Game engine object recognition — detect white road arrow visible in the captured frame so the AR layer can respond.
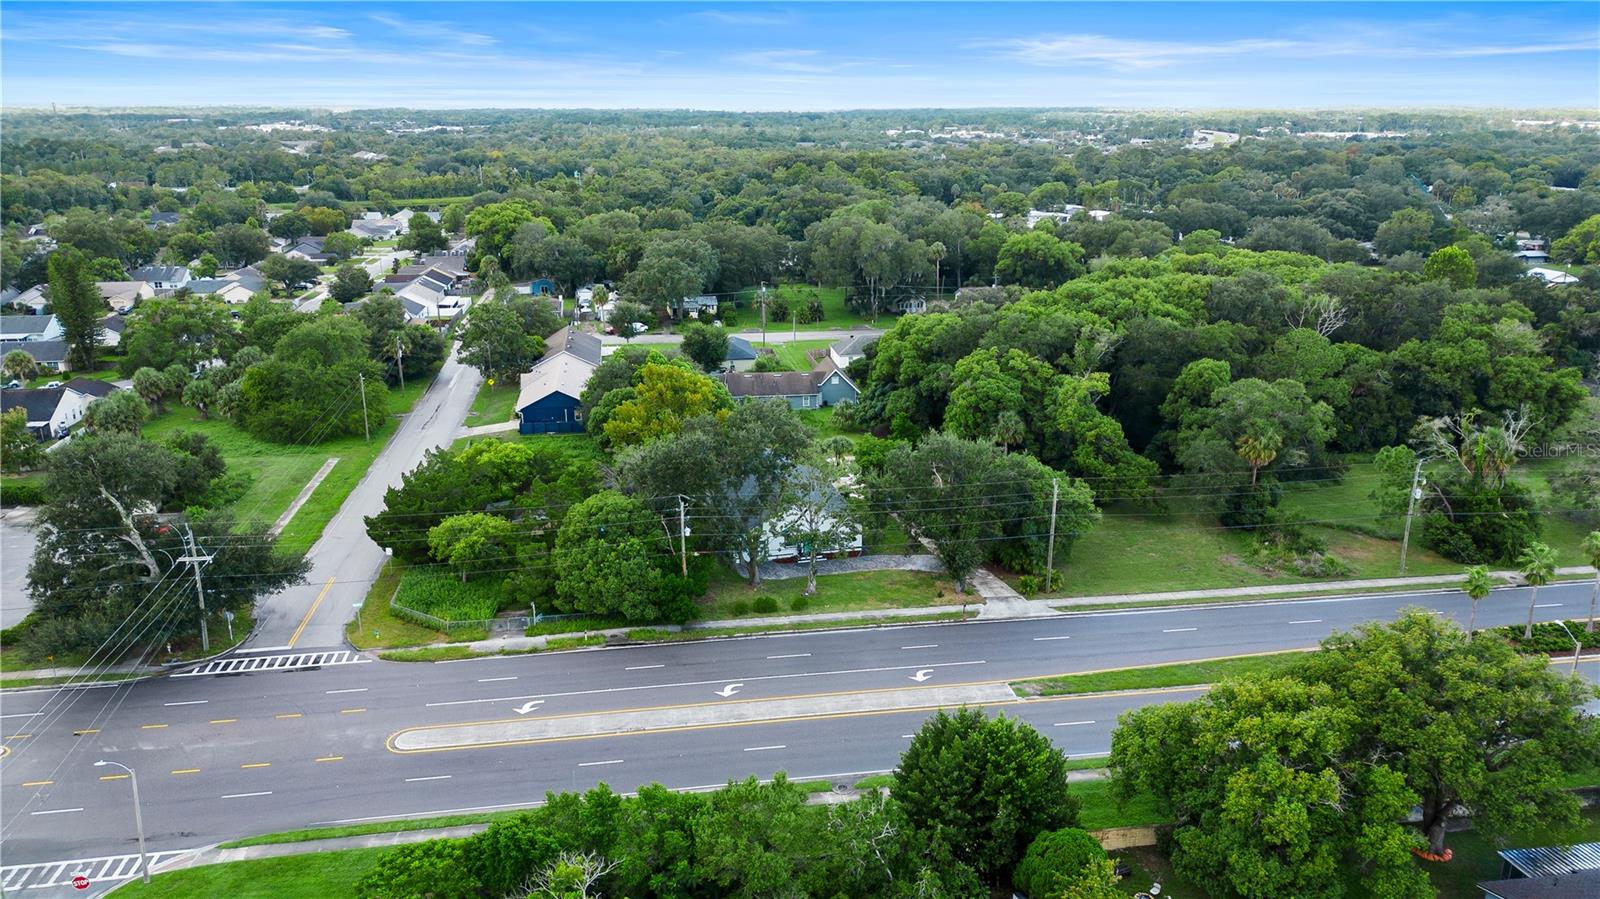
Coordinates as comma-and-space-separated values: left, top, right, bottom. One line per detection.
513, 701, 545, 715
909, 669, 934, 683
715, 683, 744, 697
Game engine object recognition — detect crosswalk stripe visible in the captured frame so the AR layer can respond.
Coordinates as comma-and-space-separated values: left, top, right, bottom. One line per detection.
170, 650, 370, 678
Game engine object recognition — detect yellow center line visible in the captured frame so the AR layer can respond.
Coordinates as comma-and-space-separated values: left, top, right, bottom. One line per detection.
315, 756, 344, 762
141, 724, 168, 729
22, 779, 54, 787
340, 708, 367, 714
240, 762, 271, 769
275, 713, 303, 719
99, 774, 129, 781
288, 576, 337, 648
209, 719, 238, 725
73, 729, 100, 736
7, 733, 32, 740
171, 768, 200, 775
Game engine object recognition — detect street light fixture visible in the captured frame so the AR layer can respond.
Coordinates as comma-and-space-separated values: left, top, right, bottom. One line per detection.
93, 760, 150, 883
1554, 620, 1583, 675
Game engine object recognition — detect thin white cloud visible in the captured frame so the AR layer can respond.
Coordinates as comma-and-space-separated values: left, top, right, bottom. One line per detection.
726, 48, 876, 74
369, 12, 497, 46
696, 9, 798, 27
972, 34, 1302, 70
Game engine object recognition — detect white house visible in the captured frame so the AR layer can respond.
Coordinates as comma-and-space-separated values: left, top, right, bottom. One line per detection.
96, 281, 157, 313
1526, 267, 1580, 286
129, 265, 191, 292
828, 333, 879, 369
0, 380, 114, 439
742, 467, 863, 564
0, 314, 63, 343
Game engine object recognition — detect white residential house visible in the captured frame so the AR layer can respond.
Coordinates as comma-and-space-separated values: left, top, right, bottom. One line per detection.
681, 295, 719, 317
740, 467, 864, 564
828, 333, 879, 369
96, 281, 157, 313
128, 265, 191, 292
0, 314, 64, 343
1526, 267, 1580, 286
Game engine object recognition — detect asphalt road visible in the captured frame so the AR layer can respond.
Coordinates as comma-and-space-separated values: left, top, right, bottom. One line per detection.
241, 344, 481, 650
3, 579, 1597, 884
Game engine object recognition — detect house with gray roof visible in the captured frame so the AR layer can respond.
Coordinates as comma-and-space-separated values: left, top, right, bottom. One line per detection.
725, 334, 760, 370
719, 362, 859, 411
129, 265, 191, 292
96, 281, 156, 313
542, 326, 604, 367
828, 332, 879, 369
11, 285, 50, 315
0, 339, 69, 373
0, 314, 63, 343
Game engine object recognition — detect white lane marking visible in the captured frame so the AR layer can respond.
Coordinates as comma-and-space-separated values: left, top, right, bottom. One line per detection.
901, 734, 915, 738
625, 664, 665, 671
1066, 752, 1110, 759
1053, 720, 1096, 727
425, 660, 989, 707
578, 759, 623, 767
163, 700, 209, 706
234, 645, 292, 653
0, 712, 42, 719
29, 808, 83, 816
900, 644, 938, 650
1032, 636, 1071, 642
404, 775, 452, 783
1162, 627, 1198, 633
221, 791, 273, 799
477, 676, 518, 683
1289, 619, 1323, 624
325, 687, 368, 694
1534, 603, 1563, 608
766, 653, 811, 659
743, 745, 786, 752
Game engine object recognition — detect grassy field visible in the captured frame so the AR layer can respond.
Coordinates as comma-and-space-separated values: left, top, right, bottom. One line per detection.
113, 846, 389, 899
732, 283, 899, 332
346, 561, 447, 650
466, 379, 520, 427
1010, 651, 1310, 697
141, 377, 431, 554
793, 406, 855, 441
770, 338, 833, 371
698, 565, 956, 619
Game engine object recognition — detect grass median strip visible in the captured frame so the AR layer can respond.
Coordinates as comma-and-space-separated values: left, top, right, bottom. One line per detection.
1009, 651, 1312, 698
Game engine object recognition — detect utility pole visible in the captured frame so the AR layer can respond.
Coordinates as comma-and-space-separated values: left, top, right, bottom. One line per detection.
395, 333, 405, 391
791, 307, 797, 340
759, 282, 768, 347
677, 495, 689, 576
1398, 456, 1427, 575
1044, 478, 1059, 593
358, 371, 370, 442
178, 525, 214, 652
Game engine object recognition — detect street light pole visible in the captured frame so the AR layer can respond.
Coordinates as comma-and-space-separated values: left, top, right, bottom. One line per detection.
94, 760, 149, 883
1555, 620, 1583, 674
178, 525, 213, 653
1398, 456, 1429, 575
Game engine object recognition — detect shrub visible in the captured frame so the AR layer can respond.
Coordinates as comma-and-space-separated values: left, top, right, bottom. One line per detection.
466, 815, 560, 897
731, 600, 751, 617
752, 595, 779, 614
0, 476, 45, 507
1016, 575, 1041, 596
790, 595, 810, 612
1014, 827, 1112, 898
393, 569, 507, 623
356, 839, 480, 899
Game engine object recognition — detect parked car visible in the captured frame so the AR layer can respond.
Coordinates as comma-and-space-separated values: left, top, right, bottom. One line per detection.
44, 380, 62, 388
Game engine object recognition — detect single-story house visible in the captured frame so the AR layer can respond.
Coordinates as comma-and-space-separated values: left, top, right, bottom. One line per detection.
186, 279, 257, 305
516, 352, 596, 434
828, 333, 878, 369
101, 314, 126, 348
681, 294, 718, 317
752, 467, 864, 563
0, 339, 69, 373
528, 278, 556, 296
349, 218, 402, 241
65, 377, 118, 404
223, 265, 269, 294
0, 314, 63, 343
719, 362, 859, 411
96, 281, 156, 313
891, 294, 927, 315
396, 270, 471, 321
444, 236, 476, 257
11, 285, 50, 315
1, 387, 71, 438
285, 238, 333, 264
1514, 249, 1553, 264
148, 211, 181, 229
725, 335, 760, 371
129, 265, 191, 292
1526, 267, 1580, 286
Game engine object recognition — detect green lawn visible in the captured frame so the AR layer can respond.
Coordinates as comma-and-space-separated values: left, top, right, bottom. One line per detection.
24, 366, 121, 388
698, 565, 956, 619
732, 283, 900, 332
141, 376, 432, 554
771, 339, 832, 371
1011, 651, 1309, 697
793, 406, 855, 441
113, 846, 388, 899
466, 378, 520, 426
347, 560, 448, 650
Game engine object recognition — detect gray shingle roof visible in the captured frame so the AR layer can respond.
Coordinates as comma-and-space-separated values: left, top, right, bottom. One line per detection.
0, 314, 57, 337
130, 265, 189, 282
830, 333, 879, 358
0, 386, 65, 422
65, 377, 117, 398
0, 339, 66, 365
516, 352, 594, 413
726, 335, 758, 361
544, 326, 604, 367
720, 370, 821, 398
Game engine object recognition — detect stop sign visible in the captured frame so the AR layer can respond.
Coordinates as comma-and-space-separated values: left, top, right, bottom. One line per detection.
71, 874, 89, 890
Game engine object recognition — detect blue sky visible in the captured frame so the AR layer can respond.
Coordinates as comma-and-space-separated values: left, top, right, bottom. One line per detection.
1, 2, 1595, 110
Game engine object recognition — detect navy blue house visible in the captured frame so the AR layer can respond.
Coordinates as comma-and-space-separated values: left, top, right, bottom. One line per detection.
516, 327, 602, 434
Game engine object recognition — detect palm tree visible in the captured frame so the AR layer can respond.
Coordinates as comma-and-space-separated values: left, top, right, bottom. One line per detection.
1583, 530, 1600, 633
1235, 430, 1282, 486
1516, 541, 1557, 639
1462, 564, 1493, 638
